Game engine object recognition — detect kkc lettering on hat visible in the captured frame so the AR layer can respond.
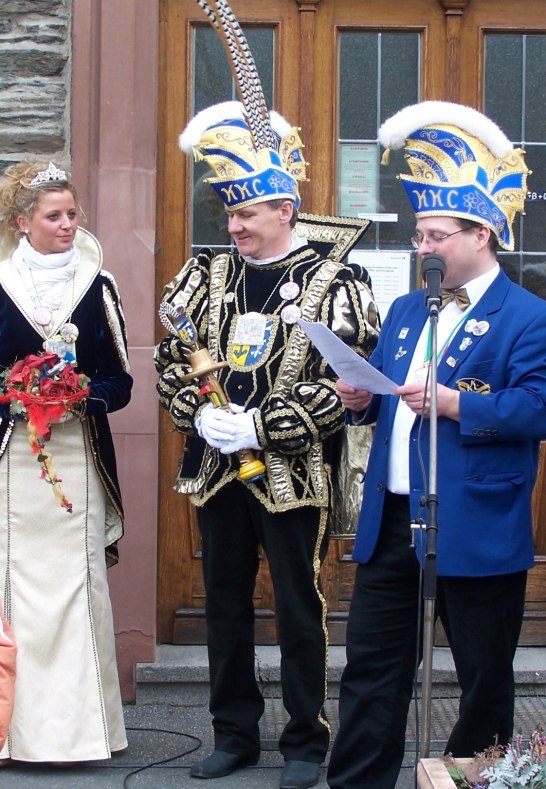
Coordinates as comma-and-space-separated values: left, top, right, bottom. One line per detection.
412, 188, 459, 211
220, 182, 253, 203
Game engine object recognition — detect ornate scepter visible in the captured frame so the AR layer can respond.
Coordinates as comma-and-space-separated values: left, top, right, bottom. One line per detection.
159, 301, 266, 484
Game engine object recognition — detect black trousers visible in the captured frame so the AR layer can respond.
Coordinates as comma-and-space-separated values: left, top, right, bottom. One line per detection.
197, 480, 330, 763
327, 491, 527, 789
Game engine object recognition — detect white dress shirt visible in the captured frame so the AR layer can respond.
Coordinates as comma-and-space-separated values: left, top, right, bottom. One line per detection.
387, 264, 500, 494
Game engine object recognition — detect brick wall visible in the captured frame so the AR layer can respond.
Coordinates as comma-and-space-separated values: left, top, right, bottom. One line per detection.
0, 0, 71, 173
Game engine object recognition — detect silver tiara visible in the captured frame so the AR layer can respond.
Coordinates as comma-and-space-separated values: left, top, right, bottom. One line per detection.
29, 162, 67, 187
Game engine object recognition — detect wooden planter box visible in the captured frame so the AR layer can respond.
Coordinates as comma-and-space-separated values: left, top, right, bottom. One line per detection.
417, 758, 474, 788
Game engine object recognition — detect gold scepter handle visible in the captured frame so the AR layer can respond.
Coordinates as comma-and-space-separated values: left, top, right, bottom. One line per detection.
159, 303, 266, 484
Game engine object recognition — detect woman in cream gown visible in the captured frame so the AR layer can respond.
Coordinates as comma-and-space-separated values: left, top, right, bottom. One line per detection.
0, 161, 132, 763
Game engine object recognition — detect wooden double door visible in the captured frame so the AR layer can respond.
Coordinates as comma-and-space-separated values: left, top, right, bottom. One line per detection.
156, 0, 546, 645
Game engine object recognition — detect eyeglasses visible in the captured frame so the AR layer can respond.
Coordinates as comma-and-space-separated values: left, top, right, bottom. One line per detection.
410, 226, 475, 249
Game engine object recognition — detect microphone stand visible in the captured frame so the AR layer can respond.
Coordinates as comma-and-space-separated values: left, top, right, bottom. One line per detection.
421, 285, 440, 759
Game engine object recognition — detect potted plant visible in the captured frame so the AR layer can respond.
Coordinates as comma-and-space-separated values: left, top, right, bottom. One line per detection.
418, 728, 546, 788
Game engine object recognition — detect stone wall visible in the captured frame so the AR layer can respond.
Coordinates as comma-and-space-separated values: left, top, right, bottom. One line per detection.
0, 0, 71, 173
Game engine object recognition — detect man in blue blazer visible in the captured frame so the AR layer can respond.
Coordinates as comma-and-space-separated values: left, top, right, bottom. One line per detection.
328, 102, 546, 789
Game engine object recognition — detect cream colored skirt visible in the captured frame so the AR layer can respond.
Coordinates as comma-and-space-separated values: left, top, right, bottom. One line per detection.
0, 418, 127, 762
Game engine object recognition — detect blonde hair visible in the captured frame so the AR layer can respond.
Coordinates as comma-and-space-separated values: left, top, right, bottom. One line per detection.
0, 161, 77, 245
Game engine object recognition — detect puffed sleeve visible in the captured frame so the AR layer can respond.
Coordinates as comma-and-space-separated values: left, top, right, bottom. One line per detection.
154, 250, 212, 434
254, 263, 380, 455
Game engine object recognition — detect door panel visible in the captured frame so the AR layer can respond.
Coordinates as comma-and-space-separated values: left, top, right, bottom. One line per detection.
157, 0, 546, 646
156, 0, 303, 644
309, 0, 446, 215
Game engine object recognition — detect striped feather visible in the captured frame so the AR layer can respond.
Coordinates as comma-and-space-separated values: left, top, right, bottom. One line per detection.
195, 0, 276, 150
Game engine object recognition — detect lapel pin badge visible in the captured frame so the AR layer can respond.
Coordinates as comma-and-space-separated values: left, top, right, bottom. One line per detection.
472, 320, 490, 336
394, 346, 407, 360
280, 304, 302, 324
279, 281, 300, 301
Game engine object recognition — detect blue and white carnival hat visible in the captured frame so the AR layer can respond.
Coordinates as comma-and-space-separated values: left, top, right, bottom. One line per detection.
378, 101, 529, 250
179, 101, 307, 211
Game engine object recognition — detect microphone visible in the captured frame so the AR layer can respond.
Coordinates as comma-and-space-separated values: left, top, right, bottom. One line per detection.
421, 254, 446, 314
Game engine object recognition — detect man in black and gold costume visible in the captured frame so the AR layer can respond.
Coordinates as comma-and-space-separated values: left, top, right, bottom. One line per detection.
155, 100, 379, 789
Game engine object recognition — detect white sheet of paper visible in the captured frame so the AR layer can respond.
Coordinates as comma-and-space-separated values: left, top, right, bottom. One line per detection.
297, 319, 397, 395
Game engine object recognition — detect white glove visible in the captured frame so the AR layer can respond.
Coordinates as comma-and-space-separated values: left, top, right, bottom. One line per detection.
196, 403, 238, 448
218, 405, 261, 455
195, 402, 261, 453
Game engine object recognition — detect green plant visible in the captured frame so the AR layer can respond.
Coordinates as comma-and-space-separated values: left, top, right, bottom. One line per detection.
445, 728, 546, 788
481, 728, 546, 788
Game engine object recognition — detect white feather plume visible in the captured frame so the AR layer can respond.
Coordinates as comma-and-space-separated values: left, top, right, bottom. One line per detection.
378, 101, 513, 158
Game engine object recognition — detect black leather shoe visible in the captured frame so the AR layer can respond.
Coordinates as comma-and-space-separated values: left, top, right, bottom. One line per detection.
190, 749, 259, 779
280, 760, 321, 789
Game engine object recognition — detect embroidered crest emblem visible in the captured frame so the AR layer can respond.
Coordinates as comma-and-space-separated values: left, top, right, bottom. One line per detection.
456, 378, 491, 394
231, 318, 274, 368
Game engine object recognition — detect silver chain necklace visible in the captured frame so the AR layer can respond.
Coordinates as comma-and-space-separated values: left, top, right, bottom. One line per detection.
241, 262, 293, 315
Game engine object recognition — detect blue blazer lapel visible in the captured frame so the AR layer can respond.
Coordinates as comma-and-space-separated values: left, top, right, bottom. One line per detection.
387, 296, 428, 381
437, 270, 510, 385
386, 297, 428, 425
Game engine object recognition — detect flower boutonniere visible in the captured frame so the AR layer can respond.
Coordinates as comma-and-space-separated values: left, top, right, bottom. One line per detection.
0, 351, 90, 512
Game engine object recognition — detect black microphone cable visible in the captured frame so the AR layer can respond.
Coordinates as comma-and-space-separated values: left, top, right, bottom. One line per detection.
122, 727, 202, 787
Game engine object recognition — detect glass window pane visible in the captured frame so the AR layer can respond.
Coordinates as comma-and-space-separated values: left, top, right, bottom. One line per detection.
525, 37, 546, 142
484, 35, 523, 142
192, 161, 231, 247
191, 25, 274, 251
498, 254, 521, 286
194, 27, 234, 111
521, 144, 546, 253
378, 148, 416, 250
338, 30, 420, 251
522, 255, 546, 299
379, 33, 419, 125
245, 28, 274, 108
194, 26, 274, 113
485, 33, 546, 298
339, 32, 378, 140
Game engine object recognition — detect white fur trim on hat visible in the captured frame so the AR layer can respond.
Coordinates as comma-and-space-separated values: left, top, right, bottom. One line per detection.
269, 110, 293, 139
178, 101, 245, 152
378, 101, 513, 158
179, 102, 296, 153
